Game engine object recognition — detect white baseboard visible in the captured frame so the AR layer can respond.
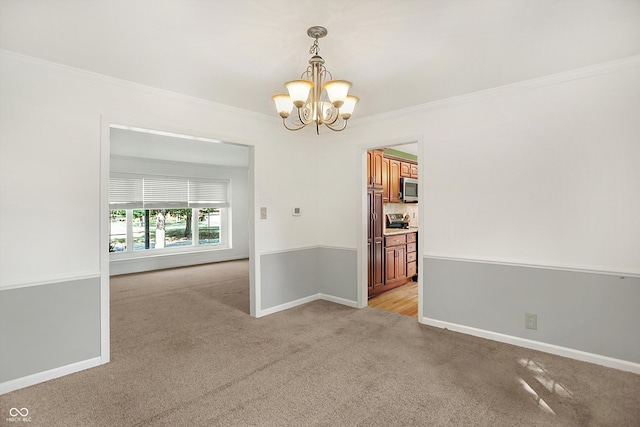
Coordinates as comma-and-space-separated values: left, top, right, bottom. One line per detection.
0, 356, 104, 395
257, 294, 320, 317
317, 294, 359, 308
420, 316, 640, 375
257, 293, 359, 317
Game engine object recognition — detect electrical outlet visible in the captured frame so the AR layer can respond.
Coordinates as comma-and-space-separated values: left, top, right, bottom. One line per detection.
525, 313, 537, 330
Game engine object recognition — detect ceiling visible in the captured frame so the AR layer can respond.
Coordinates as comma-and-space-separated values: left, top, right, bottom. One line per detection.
1, 0, 639, 120
110, 127, 250, 167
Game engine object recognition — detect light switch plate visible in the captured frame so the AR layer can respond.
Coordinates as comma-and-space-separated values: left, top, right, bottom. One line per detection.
260, 207, 267, 219
292, 207, 301, 216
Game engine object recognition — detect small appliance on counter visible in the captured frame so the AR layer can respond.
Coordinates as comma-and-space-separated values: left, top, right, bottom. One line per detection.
386, 213, 410, 229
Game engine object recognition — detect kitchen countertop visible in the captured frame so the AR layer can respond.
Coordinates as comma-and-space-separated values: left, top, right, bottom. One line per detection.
384, 227, 419, 236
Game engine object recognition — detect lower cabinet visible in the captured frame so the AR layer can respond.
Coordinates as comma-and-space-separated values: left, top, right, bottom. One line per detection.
369, 231, 417, 298
406, 251, 417, 277
384, 235, 407, 286
406, 232, 417, 279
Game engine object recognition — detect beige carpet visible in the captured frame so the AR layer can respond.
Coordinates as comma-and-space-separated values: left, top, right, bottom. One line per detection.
1, 259, 639, 426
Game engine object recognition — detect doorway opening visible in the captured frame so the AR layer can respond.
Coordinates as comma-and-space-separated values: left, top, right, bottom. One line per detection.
365, 142, 420, 318
107, 125, 250, 276
101, 122, 256, 362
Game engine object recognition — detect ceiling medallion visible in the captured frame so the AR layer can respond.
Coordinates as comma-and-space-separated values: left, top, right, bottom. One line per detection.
272, 26, 359, 134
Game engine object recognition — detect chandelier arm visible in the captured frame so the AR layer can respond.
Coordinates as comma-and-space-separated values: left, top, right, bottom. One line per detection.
324, 119, 348, 132
296, 106, 313, 126
321, 68, 332, 81
282, 117, 307, 131
323, 107, 341, 125
301, 66, 313, 80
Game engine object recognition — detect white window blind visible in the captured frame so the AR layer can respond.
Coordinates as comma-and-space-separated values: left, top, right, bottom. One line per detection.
143, 177, 188, 208
109, 175, 228, 208
189, 180, 229, 208
109, 176, 143, 209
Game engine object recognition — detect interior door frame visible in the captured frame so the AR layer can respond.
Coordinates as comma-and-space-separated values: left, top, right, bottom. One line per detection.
358, 135, 425, 320
100, 115, 258, 365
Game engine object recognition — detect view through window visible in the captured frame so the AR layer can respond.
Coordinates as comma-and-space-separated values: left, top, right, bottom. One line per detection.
109, 208, 222, 252
109, 174, 230, 254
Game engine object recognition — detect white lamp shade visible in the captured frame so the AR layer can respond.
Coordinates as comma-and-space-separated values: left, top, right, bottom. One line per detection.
340, 95, 359, 119
285, 80, 314, 108
323, 80, 352, 108
272, 94, 293, 118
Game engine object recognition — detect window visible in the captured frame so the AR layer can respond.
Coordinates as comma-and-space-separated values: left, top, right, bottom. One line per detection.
109, 175, 229, 254
109, 210, 127, 252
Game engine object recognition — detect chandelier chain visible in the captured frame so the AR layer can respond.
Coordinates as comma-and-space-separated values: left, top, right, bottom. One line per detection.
309, 37, 320, 55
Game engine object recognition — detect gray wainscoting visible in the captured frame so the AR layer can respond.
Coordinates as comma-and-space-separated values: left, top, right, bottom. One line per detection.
318, 247, 357, 302
0, 277, 101, 382
260, 248, 319, 310
423, 257, 640, 364
260, 247, 358, 312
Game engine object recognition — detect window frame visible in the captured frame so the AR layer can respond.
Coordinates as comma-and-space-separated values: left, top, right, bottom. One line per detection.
109, 172, 231, 259
109, 207, 229, 259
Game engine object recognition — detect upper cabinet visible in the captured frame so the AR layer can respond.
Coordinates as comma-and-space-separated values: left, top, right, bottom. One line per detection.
410, 163, 418, 179
382, 157, 390, 203
368, 150, 418, 200
367, 149, 384, 189
401, 161, 418, 179
400, 162, 411, 178
389, 159, 401, 203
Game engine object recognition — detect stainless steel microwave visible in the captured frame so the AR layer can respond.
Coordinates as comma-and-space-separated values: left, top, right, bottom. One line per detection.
401, 177, 418, 203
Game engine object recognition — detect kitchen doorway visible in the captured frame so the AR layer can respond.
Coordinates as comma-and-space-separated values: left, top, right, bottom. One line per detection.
364, 142, 421, 318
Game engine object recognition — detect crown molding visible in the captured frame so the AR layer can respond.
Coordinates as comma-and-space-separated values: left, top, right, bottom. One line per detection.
351, 54, 640, 127
4, 49, 639, 130
0, 49, 274, 123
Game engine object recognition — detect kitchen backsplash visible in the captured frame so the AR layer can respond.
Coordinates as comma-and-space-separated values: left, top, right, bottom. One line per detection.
384, 203, 419, 227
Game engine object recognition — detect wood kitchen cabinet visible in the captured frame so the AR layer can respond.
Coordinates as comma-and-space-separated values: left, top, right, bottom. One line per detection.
383, 156, 407, 204
367, 189, 384, 294
400, 161, 419, 179
400, 162, 411, 178
369, 231, 418, 297
367, 150, 384, 189
382, 155, 417, 203
384, 242, 406, 285
410, 163, 418, 178
406, 232, 417, 278
389, 159, 401, 203
382, 157, 390, 202
379, 153, 418, 203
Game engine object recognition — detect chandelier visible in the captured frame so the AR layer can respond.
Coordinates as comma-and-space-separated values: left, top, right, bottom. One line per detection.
272, 26, 359, 134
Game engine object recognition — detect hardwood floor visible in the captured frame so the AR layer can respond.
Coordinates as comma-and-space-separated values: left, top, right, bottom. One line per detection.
368, 281, 418, 317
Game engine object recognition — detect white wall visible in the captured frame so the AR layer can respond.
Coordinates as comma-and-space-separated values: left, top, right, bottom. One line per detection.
320, 57, 640, 276
0, 50, 323, 391
314, 57, 640, 369
0, 50, 320, 289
